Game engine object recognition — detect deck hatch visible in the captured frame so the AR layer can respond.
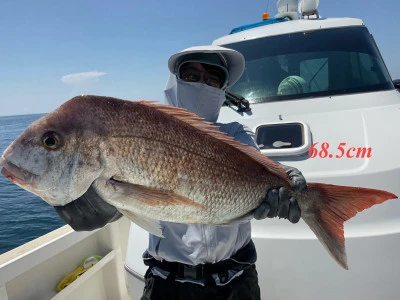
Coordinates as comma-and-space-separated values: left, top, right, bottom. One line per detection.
255, 122, 312, 157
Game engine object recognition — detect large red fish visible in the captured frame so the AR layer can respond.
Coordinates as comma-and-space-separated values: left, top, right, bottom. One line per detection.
0, 95, 397, 269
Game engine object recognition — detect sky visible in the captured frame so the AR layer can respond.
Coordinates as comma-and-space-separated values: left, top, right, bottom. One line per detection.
1, 0, 399, 116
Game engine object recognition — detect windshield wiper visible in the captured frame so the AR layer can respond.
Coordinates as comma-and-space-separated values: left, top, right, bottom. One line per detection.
225, 91, 251, 112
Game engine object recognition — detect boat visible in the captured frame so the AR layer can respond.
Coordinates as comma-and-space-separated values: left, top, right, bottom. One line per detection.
1, 1, 399, 299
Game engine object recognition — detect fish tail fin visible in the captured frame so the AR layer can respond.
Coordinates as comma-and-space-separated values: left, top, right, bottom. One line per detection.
302, 183, 397, 269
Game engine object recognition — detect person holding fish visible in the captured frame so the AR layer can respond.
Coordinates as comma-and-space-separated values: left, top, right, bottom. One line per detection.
1, 43, 396, 299
54, 45, 307, 299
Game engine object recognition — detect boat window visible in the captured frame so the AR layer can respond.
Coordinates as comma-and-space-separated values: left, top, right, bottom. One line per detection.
225, 26, 394, 103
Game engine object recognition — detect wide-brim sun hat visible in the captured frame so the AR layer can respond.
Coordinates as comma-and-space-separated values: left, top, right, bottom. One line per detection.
168, 45, 245, 88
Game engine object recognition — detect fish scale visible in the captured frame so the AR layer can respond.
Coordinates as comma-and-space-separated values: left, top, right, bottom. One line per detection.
130, 135, 265, 219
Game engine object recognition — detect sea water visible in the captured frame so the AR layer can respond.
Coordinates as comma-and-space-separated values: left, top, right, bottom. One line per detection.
0, 114, 64, 255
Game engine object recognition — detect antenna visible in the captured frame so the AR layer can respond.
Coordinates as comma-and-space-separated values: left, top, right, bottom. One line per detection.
298, 0, 320, 19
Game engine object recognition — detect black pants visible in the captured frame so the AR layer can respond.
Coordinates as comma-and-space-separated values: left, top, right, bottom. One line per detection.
140, 264, 261, 300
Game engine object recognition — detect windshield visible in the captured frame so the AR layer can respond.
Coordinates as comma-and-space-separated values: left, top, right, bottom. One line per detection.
225, 26, 394, 103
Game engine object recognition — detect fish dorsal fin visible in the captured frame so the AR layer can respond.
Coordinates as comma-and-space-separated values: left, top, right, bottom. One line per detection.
137, 101, 288, 180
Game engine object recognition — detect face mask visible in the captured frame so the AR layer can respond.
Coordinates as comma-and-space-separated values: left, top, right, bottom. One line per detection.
164, 76, 226, 123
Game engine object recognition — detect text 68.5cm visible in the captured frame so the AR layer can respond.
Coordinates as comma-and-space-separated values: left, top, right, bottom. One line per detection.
308, 142, 372, 159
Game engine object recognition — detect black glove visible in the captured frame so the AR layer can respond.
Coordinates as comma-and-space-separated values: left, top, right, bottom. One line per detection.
282, 164, 307, 192
54, 185, 122, 231
253, 164, 306, 223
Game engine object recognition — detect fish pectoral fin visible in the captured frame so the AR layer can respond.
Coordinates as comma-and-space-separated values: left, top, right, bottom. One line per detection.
109, 179, 205, 209
119, 209, 164, 238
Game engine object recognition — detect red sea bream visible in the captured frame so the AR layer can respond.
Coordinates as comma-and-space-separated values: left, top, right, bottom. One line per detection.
0, 95, 397, 269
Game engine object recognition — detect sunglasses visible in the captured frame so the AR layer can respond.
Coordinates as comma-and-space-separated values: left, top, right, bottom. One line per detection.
179, 64, 225, 88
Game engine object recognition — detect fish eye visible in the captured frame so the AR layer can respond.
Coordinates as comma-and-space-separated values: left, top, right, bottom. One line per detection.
42, 132, 62, 151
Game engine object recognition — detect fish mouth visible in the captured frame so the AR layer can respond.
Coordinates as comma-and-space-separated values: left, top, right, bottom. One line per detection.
0, 156, 38, 186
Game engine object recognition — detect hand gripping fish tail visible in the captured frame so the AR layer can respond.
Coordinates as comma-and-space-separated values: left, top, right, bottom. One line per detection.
299, 183, 397, 270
